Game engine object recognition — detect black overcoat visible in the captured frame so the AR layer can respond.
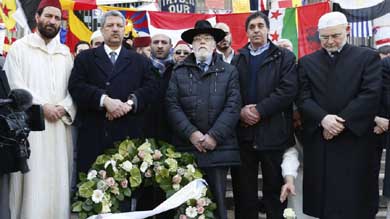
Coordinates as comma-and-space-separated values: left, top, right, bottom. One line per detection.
68, 46, 159, 173
165, 53, 241, 167
297, 44, 382, 219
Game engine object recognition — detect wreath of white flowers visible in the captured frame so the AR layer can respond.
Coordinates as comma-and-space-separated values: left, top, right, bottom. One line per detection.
72, 139, 216, 219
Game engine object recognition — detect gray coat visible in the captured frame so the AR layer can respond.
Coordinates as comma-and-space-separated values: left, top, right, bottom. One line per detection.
166, 53, 241, 167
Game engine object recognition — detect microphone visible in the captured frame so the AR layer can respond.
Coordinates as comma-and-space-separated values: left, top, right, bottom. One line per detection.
0, 89, 33, 112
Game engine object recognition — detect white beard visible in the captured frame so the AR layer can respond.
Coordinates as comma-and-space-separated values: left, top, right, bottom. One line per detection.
194, 48, 211, 62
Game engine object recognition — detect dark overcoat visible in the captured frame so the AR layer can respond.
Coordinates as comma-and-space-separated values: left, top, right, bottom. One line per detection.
165, 53, 241, 167
297, 44, 382, 219
68, 45, 158, 173
232, 42, 297, 151
381, 57, 390, 198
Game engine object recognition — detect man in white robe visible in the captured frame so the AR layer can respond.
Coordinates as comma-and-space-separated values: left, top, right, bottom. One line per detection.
3, 0, 75, 218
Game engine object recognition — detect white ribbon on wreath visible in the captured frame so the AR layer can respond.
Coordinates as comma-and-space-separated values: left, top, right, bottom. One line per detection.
87, 179, 208, 219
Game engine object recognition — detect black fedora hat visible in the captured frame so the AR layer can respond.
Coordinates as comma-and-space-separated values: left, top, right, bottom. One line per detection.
181, 20, 226, 44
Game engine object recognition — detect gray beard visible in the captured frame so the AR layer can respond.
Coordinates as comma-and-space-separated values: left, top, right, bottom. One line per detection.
194, 49, 212, 62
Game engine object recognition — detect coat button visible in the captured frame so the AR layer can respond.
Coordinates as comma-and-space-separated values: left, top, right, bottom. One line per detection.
106, 82, 110, 86
253, 145, 258, 150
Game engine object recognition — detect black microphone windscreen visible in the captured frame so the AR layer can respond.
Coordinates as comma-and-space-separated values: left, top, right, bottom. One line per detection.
8, 89, 33, 111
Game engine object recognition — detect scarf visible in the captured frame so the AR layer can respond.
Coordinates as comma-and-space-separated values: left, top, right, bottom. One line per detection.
150, 54, 174, 76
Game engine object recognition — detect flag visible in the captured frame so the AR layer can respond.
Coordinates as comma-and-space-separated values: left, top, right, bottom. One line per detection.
349, 21, 373, 38
147, 11, 215, 46
297, 2, 330, 58
250, 0, 268, 11
269, 8, 298, 56
216, 13, 250, 50
278, 0, 302, 8
333, 0, 390, 21
0, 0, 17, 30
232, 0, 250, 13
373, 13, 390, 48
269, 2, 330, 58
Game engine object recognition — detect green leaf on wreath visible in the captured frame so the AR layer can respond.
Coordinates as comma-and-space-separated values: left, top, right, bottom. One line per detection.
72, 201, 83, 212
114, 170, 126, 182
93, 202, 102, 213
209, 202, 217, 210
194, 169, 203, 179
118, 139, 136, 157
159, 178, 172, 191
205, 210, 215, 218
79, 212, 88, 219
79, 172, 87, 182
129, 168, 142, 188
116, 193, 125, 201
82, 201, 93, 211
180, 153, 195, 164
123, 187, 132, 197
79, 181, 95, 198
95, 154, 111, 166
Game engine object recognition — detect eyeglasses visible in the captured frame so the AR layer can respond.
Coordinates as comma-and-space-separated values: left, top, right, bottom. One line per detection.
193, 36, 214, 42
319, 33, 343, 41
175, 50, 190, 55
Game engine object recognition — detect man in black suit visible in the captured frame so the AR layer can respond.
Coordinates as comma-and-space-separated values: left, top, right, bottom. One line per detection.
0, 70, 11, 219
68, 10, 158, 174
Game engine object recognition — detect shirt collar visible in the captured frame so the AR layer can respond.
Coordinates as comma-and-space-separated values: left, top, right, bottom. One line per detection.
104, 44, 122, 57
326, 42, 346, 57
248, 42, 270, 56
216, 49, 235, 63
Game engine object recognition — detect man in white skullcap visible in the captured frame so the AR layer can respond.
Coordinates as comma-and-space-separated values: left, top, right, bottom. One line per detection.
90, 29, 104, 48
297, 11, 382, 219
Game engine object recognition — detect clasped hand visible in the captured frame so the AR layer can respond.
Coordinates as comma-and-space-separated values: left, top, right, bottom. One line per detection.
103, 96, 132, 121
374, 116, 389, 134
189, 131, 217, 153
240, 104, 260, 127
43, 104, 66, 122
321, 114, 345, 140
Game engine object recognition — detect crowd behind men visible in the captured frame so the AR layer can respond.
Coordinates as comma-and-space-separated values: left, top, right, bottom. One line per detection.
0, 0, 390, 219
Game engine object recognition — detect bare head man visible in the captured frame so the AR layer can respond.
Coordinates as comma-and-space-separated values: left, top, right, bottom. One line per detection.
151, 34, 172, 59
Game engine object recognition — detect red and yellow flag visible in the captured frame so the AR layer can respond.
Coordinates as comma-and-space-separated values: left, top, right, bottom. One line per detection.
0, 0, 16, 30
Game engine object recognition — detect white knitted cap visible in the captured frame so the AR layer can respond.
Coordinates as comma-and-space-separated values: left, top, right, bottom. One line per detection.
90, 29, 102, 42
318, 12, 348, 30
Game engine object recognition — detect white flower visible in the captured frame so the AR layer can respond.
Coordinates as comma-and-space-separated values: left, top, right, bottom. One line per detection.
101, 202, 111, 213
132, 156, 141, 163
87, 170, 97, 180
200, 187, 207, 197
104, 160, 118, 172
186, 164, 195, 173
96, 180, 107, 190
185, 206, 198, 218
172, 183, 180, 191
140, 161, 149, 173
198, 215, 205, 219
283, 208, 296, 219
165, 158, 178, 172
120, 161, 133, 172
91, 190, 104, 203
177, 168, 185, 176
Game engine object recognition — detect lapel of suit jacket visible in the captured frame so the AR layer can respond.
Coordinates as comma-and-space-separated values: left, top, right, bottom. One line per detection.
109, 48, 132, 81
94, 45, 113, 78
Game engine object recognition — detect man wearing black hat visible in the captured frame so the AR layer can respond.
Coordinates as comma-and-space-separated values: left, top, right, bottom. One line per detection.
166, 20, 241, 219
231, 11, 297, 219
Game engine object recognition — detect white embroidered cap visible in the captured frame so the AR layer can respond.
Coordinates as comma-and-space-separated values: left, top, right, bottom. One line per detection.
90, 29, 102, 42
318, 12, 348, 30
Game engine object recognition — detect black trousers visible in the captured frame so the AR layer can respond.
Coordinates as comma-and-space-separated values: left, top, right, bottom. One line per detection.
202, 167, 229, 219
233, 144, 286, 219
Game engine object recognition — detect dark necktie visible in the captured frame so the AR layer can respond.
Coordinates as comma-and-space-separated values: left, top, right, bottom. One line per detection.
199, 62, 207, 72
109, 51, 117, 64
